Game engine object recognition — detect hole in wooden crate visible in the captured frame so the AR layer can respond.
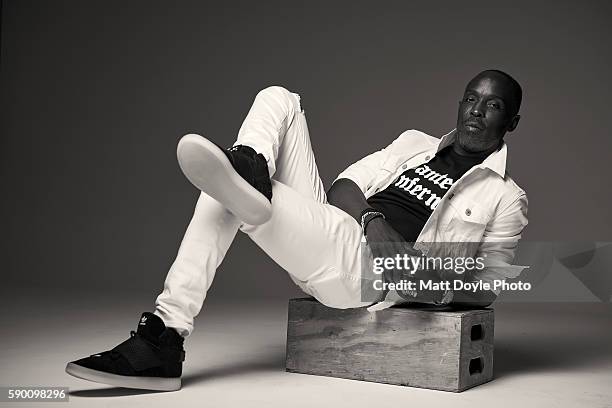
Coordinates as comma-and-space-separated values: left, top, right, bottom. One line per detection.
469, 357, 483, 375
471, 324, 483, 341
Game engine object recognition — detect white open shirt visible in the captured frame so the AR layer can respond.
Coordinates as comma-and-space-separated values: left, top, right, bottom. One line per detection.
333, 129, 529, 310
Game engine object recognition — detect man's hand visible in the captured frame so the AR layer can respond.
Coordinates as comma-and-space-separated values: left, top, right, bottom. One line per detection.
327, 178, 420, 269
363, 217, 448, 303
327, 179, 442, 303
363, 217, 420, 259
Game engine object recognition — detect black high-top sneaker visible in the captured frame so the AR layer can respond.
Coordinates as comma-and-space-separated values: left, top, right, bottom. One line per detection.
224, 144, 273, 202
65, 313, 185, 391
176, 133, 273, 225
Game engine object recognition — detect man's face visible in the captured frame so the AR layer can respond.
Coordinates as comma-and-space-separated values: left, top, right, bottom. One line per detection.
455, 73, 520, 154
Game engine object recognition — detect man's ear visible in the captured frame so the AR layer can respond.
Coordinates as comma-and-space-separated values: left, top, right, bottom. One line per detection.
507, 114, 520, 132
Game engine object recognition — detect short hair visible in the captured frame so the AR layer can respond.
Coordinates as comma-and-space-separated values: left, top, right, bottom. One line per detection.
474, 69, 522, 115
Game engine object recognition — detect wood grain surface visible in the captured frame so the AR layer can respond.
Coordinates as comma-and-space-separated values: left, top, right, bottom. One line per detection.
286, 298, 494, 392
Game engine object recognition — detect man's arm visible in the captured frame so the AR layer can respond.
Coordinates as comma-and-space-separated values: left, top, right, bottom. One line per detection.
327, 130, 418, 236
330, 144, 389, 199
388, 191, 528, 308
326, 178, 370, 222
448, 192, 529, 308
328, 178, 412, 244
328, 184, 527, 309
330, 129, 420, 198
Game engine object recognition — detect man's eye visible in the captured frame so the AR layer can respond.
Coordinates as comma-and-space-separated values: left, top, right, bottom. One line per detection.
488, 102, 501, 109
465, 96, 476, 102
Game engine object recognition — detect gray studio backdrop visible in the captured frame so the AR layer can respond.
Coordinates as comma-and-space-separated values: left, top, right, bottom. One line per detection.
1, 1, 611, 301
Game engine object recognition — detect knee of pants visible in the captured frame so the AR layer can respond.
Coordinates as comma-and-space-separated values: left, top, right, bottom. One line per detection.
256, 85, 300, 113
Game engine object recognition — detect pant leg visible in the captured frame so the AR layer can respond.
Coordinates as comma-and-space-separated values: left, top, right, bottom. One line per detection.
236, 86, 371, 308
154, 86, 325, 337
234, 86, 326, 203
155, 86, 369, 337
154, 193, 240, 337
241, 181, 371, 309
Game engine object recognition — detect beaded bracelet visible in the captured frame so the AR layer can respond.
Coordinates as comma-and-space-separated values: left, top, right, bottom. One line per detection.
360, 208, 386, 235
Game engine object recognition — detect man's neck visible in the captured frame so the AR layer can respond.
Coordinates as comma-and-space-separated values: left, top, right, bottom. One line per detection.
451, 139, 502, 158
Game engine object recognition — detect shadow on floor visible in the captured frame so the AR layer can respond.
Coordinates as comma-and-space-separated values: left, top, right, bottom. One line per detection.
69, 348, 286, 397
494, 333, 612, 379
182, 349, 286, 387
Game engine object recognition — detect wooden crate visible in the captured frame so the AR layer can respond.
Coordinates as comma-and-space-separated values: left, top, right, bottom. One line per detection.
285, 298, 494, 392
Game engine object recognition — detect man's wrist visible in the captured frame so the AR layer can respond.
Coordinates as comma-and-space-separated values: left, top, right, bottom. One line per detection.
360, 208, 385, 235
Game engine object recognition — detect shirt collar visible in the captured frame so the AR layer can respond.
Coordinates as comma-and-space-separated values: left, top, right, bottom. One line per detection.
436, 129, 507, 178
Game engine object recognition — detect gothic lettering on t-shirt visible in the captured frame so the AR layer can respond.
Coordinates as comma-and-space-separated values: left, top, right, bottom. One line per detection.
367, 145, 489, 242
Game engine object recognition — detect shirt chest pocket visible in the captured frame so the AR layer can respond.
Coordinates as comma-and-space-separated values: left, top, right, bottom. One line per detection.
444, 196, 491, 241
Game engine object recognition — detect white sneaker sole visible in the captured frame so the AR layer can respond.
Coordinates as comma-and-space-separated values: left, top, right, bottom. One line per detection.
176, 134, 272, 225
65, 362, 181, 391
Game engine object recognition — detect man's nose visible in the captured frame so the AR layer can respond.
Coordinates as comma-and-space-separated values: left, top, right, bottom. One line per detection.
470, 101, 484, 117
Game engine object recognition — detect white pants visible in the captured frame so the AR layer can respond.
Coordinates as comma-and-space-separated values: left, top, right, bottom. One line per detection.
154, 86, 372, 337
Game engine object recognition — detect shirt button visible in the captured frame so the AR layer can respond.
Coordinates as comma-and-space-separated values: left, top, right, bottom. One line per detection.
425, 155, 431, 160
402, 164, 407, 169
465, 208, 471, 216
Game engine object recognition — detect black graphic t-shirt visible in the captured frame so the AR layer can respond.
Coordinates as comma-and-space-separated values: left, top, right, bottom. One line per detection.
367, 145, 489, 242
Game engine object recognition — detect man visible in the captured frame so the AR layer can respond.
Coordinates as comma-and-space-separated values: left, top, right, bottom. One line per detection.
65, 70, 528, 391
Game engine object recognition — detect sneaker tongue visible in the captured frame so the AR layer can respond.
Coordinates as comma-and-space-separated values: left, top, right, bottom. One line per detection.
136, 312, 166, 341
